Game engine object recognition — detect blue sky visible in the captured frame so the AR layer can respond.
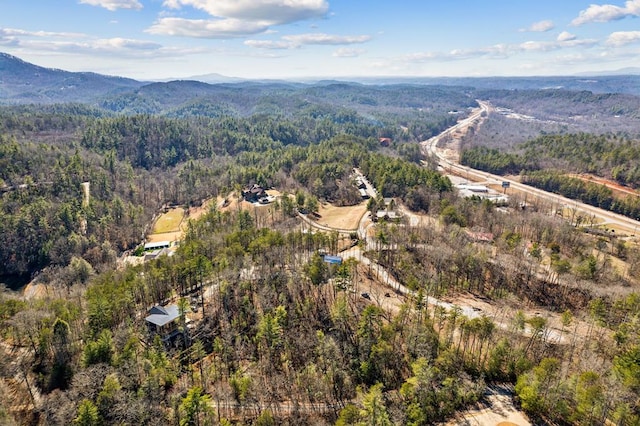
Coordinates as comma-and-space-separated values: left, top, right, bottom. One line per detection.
1, 0, 640, 80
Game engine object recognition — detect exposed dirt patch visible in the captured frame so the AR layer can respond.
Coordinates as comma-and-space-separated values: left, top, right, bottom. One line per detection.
356, 262, 406, 316
146, 231, 182, 244
22, 282, 50, 299
186, 198, 216, 221
445, 385, 531, 426
445, 292, 600, 346
570, 173, 639, 198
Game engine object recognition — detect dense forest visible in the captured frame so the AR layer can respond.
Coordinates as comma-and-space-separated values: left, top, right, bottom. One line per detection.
0, 78, 639, 425
0, 91, 455, 281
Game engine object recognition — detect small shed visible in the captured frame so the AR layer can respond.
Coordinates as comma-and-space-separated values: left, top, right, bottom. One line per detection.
323, 255, 343, 265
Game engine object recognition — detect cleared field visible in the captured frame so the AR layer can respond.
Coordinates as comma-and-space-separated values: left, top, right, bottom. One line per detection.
152, 208, 185, 234
316, 202, 367, 230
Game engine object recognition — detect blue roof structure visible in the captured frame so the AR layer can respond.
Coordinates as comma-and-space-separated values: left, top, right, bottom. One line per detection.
323, 255, 343, 264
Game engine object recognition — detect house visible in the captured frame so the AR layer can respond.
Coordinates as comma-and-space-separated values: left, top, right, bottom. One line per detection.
144, 247, 174, 261
145, 304, 187, 348
373, 197, 402, 222
242, 184, 267, 203
375, 210, 403, 222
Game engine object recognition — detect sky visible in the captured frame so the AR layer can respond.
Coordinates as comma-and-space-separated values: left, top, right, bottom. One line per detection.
1, 0, 640, 80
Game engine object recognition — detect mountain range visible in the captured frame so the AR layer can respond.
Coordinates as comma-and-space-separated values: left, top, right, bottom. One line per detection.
2, 51, 640, 106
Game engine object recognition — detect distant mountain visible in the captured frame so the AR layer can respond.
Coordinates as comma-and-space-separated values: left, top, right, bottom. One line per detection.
181, 72, 246, 84
0, 52, 144, 104
3, 51, 640, 109
347, 75, 640, 96
575, 67, 640, 76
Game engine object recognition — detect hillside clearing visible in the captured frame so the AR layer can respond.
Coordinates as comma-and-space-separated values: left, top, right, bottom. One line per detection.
316, 202, 367, 230
152, 207, 185, 234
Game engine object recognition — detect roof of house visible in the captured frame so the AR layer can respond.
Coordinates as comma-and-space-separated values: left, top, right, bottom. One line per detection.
145, 304, 180, 327
144, 241, 171, 250
376, 210, 402, 219
144, 247, 174, 261
456, 184, 489, 193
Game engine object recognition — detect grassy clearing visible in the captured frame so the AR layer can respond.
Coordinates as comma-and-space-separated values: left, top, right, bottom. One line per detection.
316, 202, 367, 230
152, 208, 185, 234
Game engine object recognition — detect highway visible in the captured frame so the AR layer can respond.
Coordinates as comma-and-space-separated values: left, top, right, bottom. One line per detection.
421, 100, 640, 237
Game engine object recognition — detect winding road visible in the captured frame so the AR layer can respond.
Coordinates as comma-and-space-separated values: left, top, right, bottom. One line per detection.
293, 100, 607, 345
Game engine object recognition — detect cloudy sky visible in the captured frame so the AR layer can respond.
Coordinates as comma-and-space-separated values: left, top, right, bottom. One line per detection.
2, 0, 640, 80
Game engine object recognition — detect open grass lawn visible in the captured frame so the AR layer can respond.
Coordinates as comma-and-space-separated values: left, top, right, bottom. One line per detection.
316, 202, 367, 230
152, 207, 185, 234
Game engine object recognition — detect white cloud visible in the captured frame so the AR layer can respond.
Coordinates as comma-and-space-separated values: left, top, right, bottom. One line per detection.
519, 38, 598, 52
244, 39, 293, 49
0, 28, 86, 38
333, 48, 365, 57
79, 0, 142, 11
245, 33, 371, 49
0, 26, 199, 59
152, 0, 329, 38
403, 51, 443, 62
401, 37, 598, 64
147, 18, 270, 38
557, 31, 577, 42
283, 33, 370, 45
571, 0, 640, 25
551, 46, 640, 67
162, 0, 328, 24
93, 38, 162, 50
520, 20, 555, 32
606, 30, 640, 45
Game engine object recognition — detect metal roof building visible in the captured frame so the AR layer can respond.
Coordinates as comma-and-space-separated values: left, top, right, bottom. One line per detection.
145, 304, 180, 327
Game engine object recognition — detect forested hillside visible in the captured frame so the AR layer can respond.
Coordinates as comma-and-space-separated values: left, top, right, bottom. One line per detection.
0, 72, 639, 425
0, 53, 143, 104
0, 82, 465, 284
